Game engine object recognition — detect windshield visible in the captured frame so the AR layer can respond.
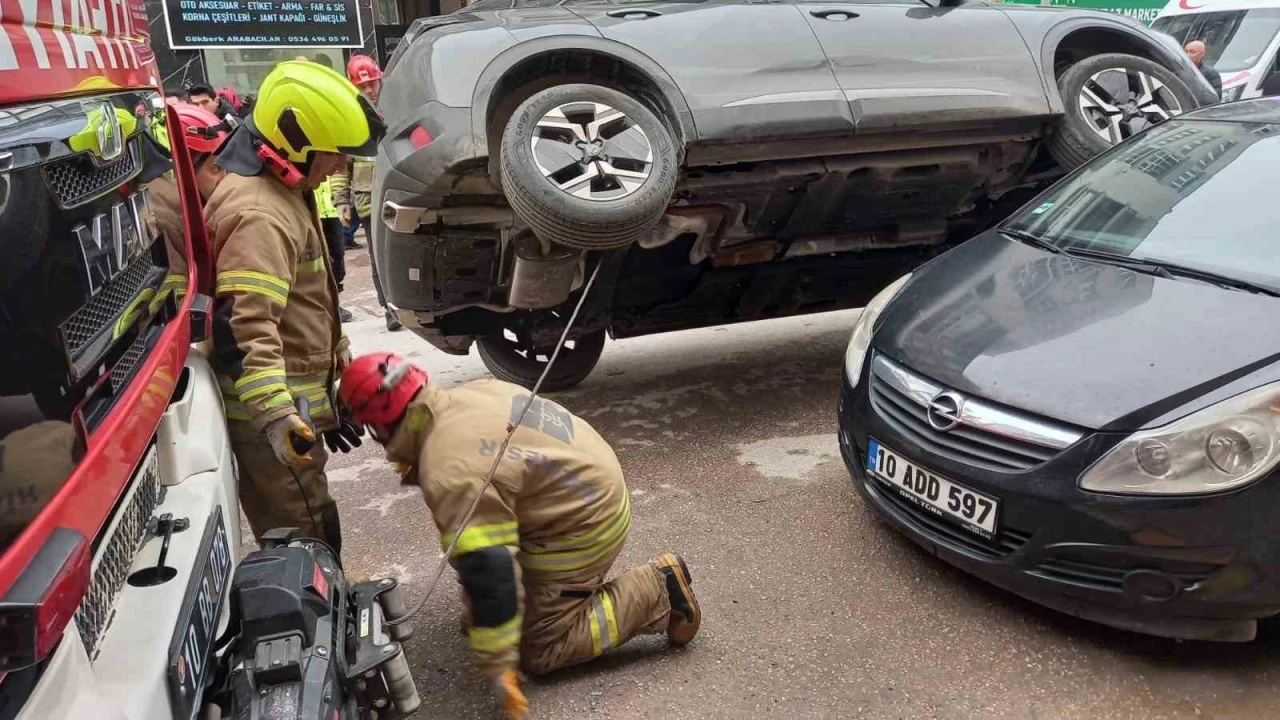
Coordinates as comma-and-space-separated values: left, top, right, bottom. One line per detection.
1004, 119, 1280, 292
1152, 9, 1280, 73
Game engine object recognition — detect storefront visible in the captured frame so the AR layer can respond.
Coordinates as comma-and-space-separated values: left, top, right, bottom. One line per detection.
1002, 0, 1166, 25
149, 0, 405, 94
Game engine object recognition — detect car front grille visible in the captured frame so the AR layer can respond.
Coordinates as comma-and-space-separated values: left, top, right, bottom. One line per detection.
1031, 558, 1215, 593
42, 138, 142, 209
75, 446, 159, 657
865, 476, 1031, 560
869, 355, 1083, 473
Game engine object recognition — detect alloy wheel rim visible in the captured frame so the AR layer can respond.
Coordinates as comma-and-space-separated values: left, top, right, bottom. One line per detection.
1077, 68, 1183, 144
530, 101, 653, 202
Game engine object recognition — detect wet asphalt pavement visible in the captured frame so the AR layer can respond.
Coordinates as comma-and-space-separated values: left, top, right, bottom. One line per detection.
295, 247, 1280, 719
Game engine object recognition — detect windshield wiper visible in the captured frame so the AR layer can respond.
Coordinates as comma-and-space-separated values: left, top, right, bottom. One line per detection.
1000, 231, 1178, 278
999, 228, 1064, 255
1135, 257, 1280, 298
1000, 229, 1279, 297
1049, 246, 1176, 279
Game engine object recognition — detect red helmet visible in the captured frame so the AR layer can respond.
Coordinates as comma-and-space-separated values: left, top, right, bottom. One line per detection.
217, 86, 242, 113
173, 103, 229, 156
346, 55, 383, 87
339, 353, 427, 431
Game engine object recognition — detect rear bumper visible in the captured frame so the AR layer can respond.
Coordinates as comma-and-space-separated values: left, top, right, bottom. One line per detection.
373, 101, 492, 315
837, 366, 1280, 642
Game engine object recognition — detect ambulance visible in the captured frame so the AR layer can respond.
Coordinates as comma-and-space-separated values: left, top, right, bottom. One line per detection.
1153, 0, 1280, 101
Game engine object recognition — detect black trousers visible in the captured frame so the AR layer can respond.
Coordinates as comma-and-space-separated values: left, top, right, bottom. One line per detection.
320, 217, 345, 290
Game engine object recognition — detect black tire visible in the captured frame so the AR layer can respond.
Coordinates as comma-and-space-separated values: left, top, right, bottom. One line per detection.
500, 83, 678, 250
477, 328, 606, 392
1048, 53, 1197, 169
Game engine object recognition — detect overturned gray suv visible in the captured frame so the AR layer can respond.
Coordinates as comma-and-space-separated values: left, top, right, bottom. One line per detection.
372, 0, 1216, 390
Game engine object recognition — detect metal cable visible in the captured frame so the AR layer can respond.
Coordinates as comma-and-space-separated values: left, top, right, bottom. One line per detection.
387, 260, 603, 625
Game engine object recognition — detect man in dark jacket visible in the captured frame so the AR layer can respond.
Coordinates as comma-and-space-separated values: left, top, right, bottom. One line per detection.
1186, 41, 1222, 100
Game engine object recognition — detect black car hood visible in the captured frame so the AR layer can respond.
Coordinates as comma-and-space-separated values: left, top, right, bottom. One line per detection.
874, 232, 1280, 430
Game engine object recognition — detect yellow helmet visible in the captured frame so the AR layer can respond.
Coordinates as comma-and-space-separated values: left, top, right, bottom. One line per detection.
252, 59, 385, 163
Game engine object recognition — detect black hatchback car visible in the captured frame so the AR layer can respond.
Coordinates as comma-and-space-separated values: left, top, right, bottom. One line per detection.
838, 98, 1280, 642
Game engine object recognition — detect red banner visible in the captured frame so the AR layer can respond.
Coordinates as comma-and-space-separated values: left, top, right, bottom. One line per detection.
0, 0, 159, 104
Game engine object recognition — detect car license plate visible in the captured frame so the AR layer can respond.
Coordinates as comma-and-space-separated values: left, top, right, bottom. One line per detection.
166, 506, 233, 720
866, 437, 999, 539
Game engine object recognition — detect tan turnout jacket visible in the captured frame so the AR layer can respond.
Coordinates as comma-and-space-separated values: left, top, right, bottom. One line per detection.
384, 379, 632, 674
204, 171, 347, 432
329, 155, 373, 218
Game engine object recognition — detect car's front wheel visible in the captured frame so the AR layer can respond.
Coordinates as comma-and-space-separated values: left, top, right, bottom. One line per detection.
1048, 52, 1196, 169
477, 327, 606, 392
499, 83, 678, 250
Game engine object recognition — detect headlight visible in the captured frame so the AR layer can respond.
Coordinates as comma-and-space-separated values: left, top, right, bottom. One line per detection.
1222, 83, 1246, 103
843, 273, 912, 386
1079, 382, 1280, 495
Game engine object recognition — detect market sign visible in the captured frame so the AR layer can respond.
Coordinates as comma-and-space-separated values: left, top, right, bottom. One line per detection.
1002, 0, 1166, 25
162, 0, 363, 49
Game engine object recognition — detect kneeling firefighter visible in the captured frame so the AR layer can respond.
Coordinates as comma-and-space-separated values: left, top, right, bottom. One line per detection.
206, 60, 382, 552
339, 353, 702, 718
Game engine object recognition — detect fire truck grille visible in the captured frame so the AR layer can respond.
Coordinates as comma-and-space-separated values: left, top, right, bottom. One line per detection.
109, 325, 151, 390
60, 253, 158, 358
42, 139, 142, 209
75, 449, 159, 656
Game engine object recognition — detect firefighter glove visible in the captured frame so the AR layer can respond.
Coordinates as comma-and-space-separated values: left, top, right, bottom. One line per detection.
266, 414, 317, 467
323, 410, 365, 454
491, 669, 528, 720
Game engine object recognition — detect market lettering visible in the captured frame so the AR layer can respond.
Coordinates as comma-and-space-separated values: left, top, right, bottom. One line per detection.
281, 1, 302, 8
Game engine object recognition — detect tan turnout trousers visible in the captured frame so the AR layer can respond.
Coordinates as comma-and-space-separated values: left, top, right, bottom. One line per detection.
229, 420, 339, 545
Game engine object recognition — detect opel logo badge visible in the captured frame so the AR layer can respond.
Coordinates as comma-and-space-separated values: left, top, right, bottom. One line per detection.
926, 391, 965, 432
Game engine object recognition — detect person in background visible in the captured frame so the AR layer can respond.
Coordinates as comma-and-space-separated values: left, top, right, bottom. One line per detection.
317, 177, 354, 323
145, 103, 233, 311
333, 54, 402, 331
217, 86, 244, 129
1185, 40, 1222, 100
187, 83, 220, 114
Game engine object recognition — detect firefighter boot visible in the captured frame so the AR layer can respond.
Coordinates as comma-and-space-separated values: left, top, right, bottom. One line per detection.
654, 553, 700, 645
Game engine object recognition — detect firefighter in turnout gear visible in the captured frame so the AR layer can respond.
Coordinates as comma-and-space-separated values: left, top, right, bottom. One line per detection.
339, 353, 701, 719
205, 60, 384, 552
333, 54, 401, 331
145, 103, 232, 309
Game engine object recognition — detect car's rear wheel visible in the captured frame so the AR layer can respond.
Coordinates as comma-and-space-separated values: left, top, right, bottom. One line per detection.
499, 83, 678, 250
477, 327, 606, 391
1048, 53, 1196, 169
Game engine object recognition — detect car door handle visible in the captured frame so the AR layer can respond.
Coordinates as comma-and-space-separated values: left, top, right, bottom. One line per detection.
809, 9, 858, 20
607, 8, 661, 19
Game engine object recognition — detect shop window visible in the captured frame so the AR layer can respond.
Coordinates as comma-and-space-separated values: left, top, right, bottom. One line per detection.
203, 48, 347, 96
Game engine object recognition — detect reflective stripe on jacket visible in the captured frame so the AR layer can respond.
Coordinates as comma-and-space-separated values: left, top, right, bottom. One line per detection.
203, 171, 348, 432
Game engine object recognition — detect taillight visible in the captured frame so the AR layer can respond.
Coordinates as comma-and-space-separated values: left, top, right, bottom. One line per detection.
409, 126, 433, 150
0, 528, 91, 672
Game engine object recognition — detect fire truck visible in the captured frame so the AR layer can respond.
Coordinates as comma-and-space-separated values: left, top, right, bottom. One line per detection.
0, 3, 419, 718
